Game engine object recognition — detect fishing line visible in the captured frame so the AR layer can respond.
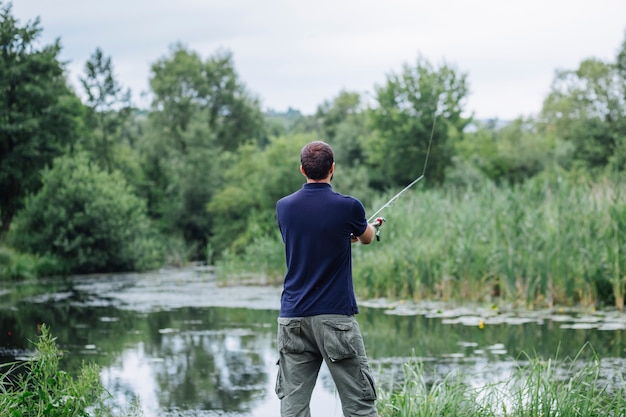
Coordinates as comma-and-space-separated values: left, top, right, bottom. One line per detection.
367, 109, 439, 223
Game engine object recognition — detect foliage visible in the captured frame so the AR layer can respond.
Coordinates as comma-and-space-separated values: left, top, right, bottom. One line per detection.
351, 173, 626, 310
453, 118, 561, 185
541, 57, 626, 172
138, 45, 268, 258
377, 357, 483, 417
315, 90, 372, 166
0, 324, 136, 416
208, 134, 313, 258
368, 55, 470, 189
0, 246, 37, 281
79, 47, 133, 173
232, 173, 626, 310
265, 107, 311, 138
215, 232, 285, 285
3, 4, 626, 305
8, 153, 163, 274
136, 114, 225, 259
0, 2, 85, 235
149, 44, 265, 152
376, 346, 626, 417
0, 246, 64, 281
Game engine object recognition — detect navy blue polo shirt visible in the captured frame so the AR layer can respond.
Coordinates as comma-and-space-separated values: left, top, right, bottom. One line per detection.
276, 182, 368, 317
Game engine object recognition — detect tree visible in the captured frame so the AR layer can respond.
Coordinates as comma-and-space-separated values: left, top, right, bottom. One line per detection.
315, 91, 370, 167
452, 118, 559, 185
149, 44, 265, 152
136, 114, 222, 260
207, 134, 313, 257
541, 56, 626, 172
316, 91, 361, 141
79, 47, 132, 172
0, 3, 84, 234
141, 45, 267, 259
611, 29, 626, 172
368, 56, 470, 189
8, 153, 161, 274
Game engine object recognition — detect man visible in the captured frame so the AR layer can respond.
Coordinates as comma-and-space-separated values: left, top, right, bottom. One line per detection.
275, 141, 383, 417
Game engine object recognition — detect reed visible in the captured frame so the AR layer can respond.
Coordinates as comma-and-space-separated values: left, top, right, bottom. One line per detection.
376, 345, 626, 417
353, 174, 626, 309
376, 357, 484, 417
0, 324, 142, 416
217, 173, 625, 309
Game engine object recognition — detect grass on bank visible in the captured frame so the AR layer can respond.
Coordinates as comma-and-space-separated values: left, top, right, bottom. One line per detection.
0, 324, 142, 417
376, 345, 626, 417
1, 327, 623, 416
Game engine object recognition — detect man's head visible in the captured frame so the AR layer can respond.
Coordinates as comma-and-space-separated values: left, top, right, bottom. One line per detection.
300, 141, 334, 180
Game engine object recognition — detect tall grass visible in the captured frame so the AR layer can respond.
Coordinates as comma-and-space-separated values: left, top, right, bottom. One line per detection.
215, 229, 285, 285
353, 174, 626, 309
0, 324, 142, 417
376, 358, 484, 416
376, 346, 626, 416
216, 173, 625, 309
0, 246, 60, 281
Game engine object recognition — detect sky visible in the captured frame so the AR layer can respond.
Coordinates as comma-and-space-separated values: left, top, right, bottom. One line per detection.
11, 0, 626, 120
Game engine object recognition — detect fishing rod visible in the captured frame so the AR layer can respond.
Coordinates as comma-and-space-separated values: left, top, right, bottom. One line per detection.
368, 109, 439, 240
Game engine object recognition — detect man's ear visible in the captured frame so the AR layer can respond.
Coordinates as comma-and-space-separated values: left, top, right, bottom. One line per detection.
300, 165, 307, 177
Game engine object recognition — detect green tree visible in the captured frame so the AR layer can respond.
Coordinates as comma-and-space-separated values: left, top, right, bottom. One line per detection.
611, 29, 626, 172
8, 153, 161, 274
138, 107, 223, 259
207, 134, 313, 256
368, 55, 470, 189
0, 3, 84, 234
79, 47, 133, 172
265, 107, 311, 138
452, 118, 559, 185
149, 44, 265, 152
141, 45, 267, 259
315, 90, 370, 167
541, 56, 626, 172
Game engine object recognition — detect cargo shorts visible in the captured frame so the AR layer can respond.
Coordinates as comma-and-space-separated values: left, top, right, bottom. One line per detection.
275, 314, 378, 417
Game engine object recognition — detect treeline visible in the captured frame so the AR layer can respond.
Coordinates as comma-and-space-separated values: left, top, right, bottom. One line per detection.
1, 3, 625, 307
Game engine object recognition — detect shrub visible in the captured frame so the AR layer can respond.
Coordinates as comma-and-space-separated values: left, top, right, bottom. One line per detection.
0, 246, 37, 281
0, 324, 111, 416
8, 154, 162, 274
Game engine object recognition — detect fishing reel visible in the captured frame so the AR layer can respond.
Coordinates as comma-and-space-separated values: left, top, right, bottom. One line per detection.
372, 217, 386, 241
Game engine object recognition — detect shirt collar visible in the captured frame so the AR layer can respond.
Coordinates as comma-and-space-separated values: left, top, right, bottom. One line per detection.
302, 182, 332, 190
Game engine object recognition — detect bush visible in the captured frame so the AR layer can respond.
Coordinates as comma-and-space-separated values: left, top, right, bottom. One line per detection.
0, 246, 37, 281
0, 324, 143, 416
0, 246, 66, 281
0, 324, 103, 416
376, 346, 626, 417
8, 153, 162, 274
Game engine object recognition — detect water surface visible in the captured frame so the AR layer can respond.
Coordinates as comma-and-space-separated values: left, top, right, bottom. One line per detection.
2, 267, 625, 416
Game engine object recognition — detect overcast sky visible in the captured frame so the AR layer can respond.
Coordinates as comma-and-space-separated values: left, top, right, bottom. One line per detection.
12, 0, 626, 120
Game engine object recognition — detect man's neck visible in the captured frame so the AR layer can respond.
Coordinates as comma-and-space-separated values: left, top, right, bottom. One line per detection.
306, 178, 331, 184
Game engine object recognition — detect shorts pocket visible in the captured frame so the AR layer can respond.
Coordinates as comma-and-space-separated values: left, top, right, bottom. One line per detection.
360, 366, 378, 400
322, 318, 358, 362
277, 317, 305, 353
274, 359, 285, 399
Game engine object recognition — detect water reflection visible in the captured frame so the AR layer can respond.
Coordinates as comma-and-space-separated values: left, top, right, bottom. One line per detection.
2, 270, 626, 416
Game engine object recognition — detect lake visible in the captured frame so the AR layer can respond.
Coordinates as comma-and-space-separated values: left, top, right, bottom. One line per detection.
2, 267, 626, 416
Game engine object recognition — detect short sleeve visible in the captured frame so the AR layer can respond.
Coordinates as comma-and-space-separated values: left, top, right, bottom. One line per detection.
350, 198, 368, 237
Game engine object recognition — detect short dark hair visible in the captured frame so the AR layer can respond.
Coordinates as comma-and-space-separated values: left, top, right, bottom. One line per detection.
300, 141, 334, 180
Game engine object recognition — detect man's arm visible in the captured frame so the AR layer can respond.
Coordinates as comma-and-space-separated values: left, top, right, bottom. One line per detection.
355, 223, 376, 244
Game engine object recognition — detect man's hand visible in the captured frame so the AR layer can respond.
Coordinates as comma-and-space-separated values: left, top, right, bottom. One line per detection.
372, 217, 386, 228
371, 217, 386, 241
